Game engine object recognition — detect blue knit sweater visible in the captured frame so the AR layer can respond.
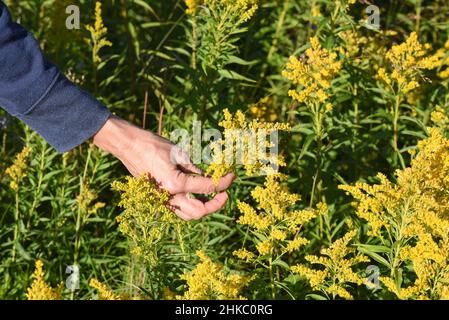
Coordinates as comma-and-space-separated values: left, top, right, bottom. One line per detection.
0, 1, 111, 152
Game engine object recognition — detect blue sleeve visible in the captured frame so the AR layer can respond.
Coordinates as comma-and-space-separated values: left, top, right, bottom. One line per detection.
0, 1, 111, 152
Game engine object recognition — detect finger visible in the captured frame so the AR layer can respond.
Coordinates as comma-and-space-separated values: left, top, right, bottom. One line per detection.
179, 172, 235, 194
169, 192, 228, 220
167, 199, 193, 221
173, 208, 193, 221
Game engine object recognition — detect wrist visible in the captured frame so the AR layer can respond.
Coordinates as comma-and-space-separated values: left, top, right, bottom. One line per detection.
92, 115, 135, 160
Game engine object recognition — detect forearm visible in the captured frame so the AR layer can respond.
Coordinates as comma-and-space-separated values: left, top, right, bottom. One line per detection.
0, 1, 110, 152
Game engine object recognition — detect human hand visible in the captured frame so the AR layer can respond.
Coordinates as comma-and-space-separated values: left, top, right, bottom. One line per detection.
92, 115, 235, 220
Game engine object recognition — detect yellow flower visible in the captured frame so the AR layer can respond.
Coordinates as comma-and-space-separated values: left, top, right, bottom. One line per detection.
380, 277, 420, 300
283, 36, 342, 105
26, 260, 61, 300
377, 32, 439, 94
201, 0, 258, 23
291, 264, 328, 289
284, 237, 308, 253
86, 2, 112, 64
337, 28, 368, 62
90, 278, 120, 300
291, 230, 369, 300
431, 105, 449, 129
177, 251, 253, 300
269, 228, 287, 241
226, 0, 259, 23
237, 200, 273, 230
256, 240, 272, 255
311, 3, 321, 18
233, 248, 255, 262
432, 38, 449, 79
76, 182, 105, 215
249, 97, 278, 122
184, 0, 201, 14
5, 146, 31, 191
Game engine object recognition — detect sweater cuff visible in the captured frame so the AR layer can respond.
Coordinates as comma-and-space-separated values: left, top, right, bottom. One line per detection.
17, 74, 111, 153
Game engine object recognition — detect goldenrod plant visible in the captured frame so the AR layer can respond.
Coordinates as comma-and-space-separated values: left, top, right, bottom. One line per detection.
2, 0, 449, 301
376, 32, 440, 167
85, 1, 112, 94
291, 230, 369, 300
340, 128, 449, 299
233, 174, 323, 299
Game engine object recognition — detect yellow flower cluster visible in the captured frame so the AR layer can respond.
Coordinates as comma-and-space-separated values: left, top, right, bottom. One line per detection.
291, 230, 369, 300
206, 109, 290, 184
433, 39, 449, 79
234, 174, 322, 259
219, 0, 258, 23
86, 2, 112, 64
310, 3, 321, 18
340, 128, 449, 299
337, 29, 368, 62
90, 278, 120, 300
26, 260, 61, 300
249, 97, 278, 122
5, 146, 31, 191
190, 0, 258, 22
282, 36, 342, 106
184, 0, 201, 14
377, 32, 440, 94
233, 248, 255, 263
112, 175, 183, 265
177, 251, 253, 300
76, 183, 105, 215
431, 105, 449, 130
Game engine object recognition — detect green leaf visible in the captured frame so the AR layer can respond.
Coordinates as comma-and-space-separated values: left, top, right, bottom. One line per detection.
226, 55, 258, 66
14, 242, 32, 261
306, 293, 328, 300
357, 246, 391, 268
272, 259, 290, 271
218, 69, 255, 83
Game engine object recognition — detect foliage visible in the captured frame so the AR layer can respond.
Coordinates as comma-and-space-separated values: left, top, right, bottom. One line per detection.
1, 0, 449, 300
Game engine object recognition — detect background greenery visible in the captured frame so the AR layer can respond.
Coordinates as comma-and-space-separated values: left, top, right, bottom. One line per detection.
1, 0, 449, 300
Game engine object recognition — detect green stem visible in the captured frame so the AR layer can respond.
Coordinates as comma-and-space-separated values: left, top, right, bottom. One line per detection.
415, 0, 422, 33
93, 62, 98, 96
268, 255, 276, 299
392, 94, 405, 169
309, 102, 324, 208
11, 191, 19, 262
254, 0, 288, 95
191, 16, 198, 70
27, 146, 46, 229
71, 147, 92, 300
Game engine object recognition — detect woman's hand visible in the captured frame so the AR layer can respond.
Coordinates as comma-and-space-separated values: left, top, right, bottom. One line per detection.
92, 115, 235, 220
